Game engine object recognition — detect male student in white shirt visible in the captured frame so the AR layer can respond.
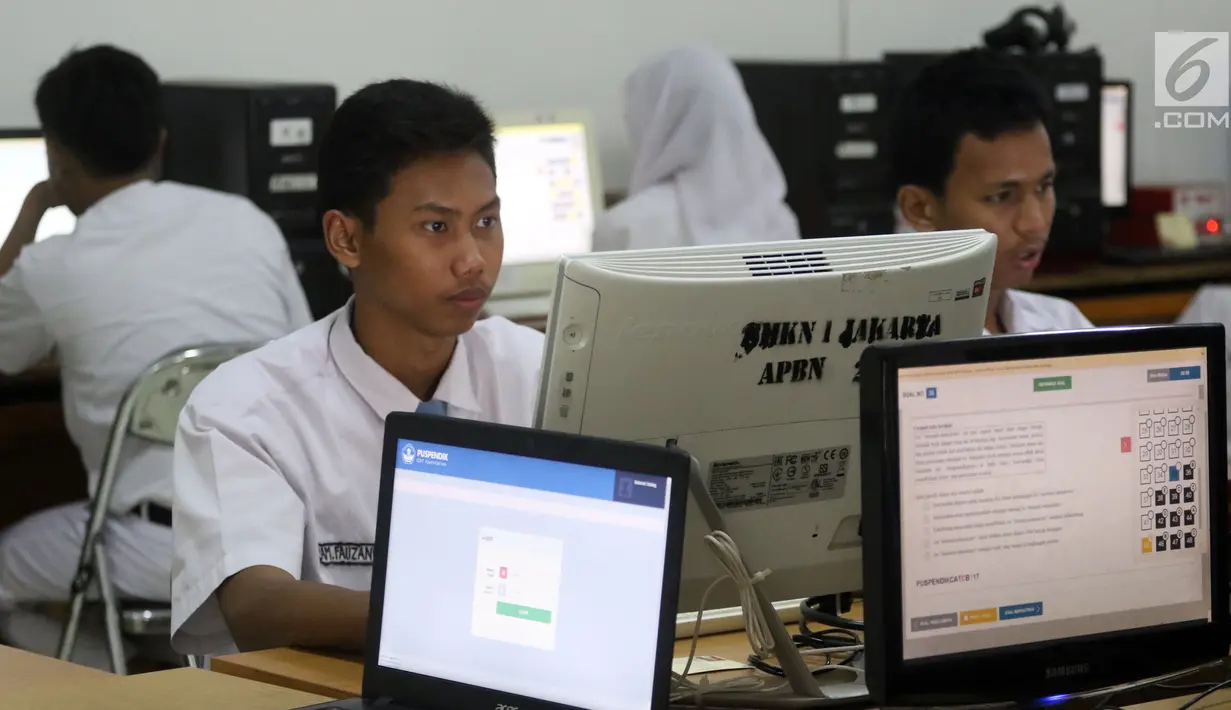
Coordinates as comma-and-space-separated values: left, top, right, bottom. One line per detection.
0, 45, 311, 665
170, 79, 545, 657
889, 48, 1093, 335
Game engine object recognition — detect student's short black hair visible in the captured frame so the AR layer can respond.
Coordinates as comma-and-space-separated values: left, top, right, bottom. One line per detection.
318, 79, 496, 226
889, 48, 1053, 196
35, 45, 163, 178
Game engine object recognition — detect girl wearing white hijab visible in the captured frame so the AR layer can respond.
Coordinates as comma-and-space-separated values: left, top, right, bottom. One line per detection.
593, 45, 801, 251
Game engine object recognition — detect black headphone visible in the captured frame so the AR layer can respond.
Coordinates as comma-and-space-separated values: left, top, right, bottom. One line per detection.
983, 3, 1076, 54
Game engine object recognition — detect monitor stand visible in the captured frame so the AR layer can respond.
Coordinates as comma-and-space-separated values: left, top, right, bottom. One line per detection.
672, 444, 869, 709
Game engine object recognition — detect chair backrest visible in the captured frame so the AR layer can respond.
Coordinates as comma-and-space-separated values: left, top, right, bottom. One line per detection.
123, 344, 257, 445
92, 343, 263, 519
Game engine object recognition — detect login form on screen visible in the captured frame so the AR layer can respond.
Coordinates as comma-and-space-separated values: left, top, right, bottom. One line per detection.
378, 438, 673, 710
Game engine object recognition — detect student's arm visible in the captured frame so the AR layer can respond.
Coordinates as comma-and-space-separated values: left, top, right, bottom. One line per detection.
0, 182, 58, 277
172, 392, 358, 656
218, 566, 368, 652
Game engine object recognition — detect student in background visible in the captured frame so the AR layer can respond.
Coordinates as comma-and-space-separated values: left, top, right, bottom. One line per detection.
171, 79, 544, 657
593, 45, 799, 251
890, 48, 1093, 335
0, 45, 311, 667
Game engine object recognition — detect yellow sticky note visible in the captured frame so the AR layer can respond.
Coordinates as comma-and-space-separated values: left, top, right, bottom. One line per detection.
1157, 212, 1199, 250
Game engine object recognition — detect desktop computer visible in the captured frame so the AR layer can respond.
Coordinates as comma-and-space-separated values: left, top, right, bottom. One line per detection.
737, 61, 897, 238
534, 229, 997, 639
1102, 80, 1132, 217
484, 112, 602, 322
161, 81, 346, 318
860, 325, 1229, 705
0, 129, 76, 241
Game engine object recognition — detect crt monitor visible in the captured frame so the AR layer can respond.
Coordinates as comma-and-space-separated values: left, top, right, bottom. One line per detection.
487, 112, 603, 320
0, 130, 75, 242
1102, 81, 1132, 215
535, 229, 996, 635
859, 326, 1229, 706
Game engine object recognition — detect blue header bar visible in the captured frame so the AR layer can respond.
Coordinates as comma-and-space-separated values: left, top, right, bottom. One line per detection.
1147, 366, 1203, 383
395, 439, 667, 509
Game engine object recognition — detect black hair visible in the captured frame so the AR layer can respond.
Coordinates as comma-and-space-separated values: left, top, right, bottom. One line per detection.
318, 79, 496, 226
889, 48, 1053, 196
35, 45, 163, 178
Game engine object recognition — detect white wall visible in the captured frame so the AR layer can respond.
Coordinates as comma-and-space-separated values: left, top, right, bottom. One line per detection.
0, 0, 1227, 190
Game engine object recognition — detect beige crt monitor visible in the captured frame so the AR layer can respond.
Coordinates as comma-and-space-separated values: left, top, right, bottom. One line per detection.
486, 111, 603, 322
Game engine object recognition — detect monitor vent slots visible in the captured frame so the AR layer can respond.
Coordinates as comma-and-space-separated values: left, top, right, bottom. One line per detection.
583, 230, 991, 279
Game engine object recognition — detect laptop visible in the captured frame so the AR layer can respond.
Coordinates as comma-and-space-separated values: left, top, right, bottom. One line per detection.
299, 412, 691, 710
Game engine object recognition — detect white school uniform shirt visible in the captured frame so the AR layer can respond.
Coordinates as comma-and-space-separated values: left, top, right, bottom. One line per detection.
982, 289, 1094, 335
0, 180, 311, 514
592, 45, 799, 252
169, 302, 545, 656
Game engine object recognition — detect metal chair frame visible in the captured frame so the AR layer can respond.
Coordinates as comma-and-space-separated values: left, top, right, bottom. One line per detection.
54, 343, 260, 673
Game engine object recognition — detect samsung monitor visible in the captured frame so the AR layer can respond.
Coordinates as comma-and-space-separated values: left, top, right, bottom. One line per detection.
486, 112, 602, 322
1102, 81, 1132, 216
860, 325, 1229, 706
0, 130, 75, 242
534, 230, 997, 637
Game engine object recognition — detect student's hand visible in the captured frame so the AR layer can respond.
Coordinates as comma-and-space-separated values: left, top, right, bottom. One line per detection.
27, 180, 65, 213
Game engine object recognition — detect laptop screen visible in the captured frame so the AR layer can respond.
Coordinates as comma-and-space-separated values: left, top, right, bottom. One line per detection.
378, 438, 673, 710
895, 347, 1213, 661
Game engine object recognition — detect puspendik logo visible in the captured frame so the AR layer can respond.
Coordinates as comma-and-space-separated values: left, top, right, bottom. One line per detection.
400, 440, 449, 466
1154, 32, 1230, 129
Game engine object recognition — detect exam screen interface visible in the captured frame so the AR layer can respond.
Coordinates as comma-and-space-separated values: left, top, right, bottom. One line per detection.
494, 122, 595, 265
898, 349, 1213, 660
0, 136, 76, 241
378, 439, 672, 710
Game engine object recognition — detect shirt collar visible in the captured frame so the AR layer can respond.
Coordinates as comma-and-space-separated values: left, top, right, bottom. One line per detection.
74, 179, 156, 231
328, 299, 482, 420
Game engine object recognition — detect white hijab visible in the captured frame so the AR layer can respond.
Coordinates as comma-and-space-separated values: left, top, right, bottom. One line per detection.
622, 45, 800, 246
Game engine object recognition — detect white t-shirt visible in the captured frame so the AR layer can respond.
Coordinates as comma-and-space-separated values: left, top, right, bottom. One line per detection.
0, 180, 311, 512
983, 289, 1094, 335
170, 303, 545, 656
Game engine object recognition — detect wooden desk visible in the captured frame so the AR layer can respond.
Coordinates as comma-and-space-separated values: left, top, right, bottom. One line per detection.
213, 647, 363, 700
1029, 260, 1231, 325
214, 630, 1231, 710
0, 646, 328, 709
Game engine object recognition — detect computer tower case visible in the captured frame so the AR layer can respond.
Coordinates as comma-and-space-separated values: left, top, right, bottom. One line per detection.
738, 61, 896, 238
161, 81, 336, 241
289, 240, 353, 320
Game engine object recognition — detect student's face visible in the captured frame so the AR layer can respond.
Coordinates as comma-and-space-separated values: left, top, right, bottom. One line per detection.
898, 125, 1056, 293
331, 152, 503, 338
44, 137, 84, 215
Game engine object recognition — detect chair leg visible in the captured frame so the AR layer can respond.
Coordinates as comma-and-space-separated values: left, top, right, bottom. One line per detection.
183, 654, 204, 669
94, 545, 128, 676
56, 555, 95, 662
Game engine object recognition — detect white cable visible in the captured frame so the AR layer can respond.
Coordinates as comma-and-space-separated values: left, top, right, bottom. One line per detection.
670, 531, 866, 703
703, 531, 775, 658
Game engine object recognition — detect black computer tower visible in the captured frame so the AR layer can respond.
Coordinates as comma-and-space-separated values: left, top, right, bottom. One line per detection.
738, 61, 897, 238
161, 81, 336, 240
162, 82, 350, 318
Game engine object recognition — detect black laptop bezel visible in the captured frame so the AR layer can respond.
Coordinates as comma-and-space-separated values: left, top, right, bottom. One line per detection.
860, 325, 1229, 706
364, 412, 690, 710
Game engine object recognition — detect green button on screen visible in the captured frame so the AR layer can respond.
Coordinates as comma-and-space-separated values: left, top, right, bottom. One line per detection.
496, 601, 552, 624
1033, 376, 1072, 392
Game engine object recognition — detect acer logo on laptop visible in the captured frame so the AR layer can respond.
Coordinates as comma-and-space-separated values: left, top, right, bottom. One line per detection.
495, 703, 519, 710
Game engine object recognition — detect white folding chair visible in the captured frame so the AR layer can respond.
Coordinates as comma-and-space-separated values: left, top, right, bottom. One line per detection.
55, 343, 262, 673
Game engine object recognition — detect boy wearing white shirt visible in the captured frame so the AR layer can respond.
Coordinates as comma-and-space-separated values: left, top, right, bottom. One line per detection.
171, 80, 545, 656
0, 46, 309, 666
890, 48, 1093, 335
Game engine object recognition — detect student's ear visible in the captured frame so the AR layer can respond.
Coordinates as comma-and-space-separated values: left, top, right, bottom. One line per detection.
323, 210, 363, 270
896, 185, 940, 232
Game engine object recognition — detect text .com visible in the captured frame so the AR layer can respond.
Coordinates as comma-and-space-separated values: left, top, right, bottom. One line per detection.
1155, 112, 1231, 129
